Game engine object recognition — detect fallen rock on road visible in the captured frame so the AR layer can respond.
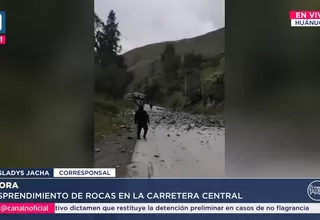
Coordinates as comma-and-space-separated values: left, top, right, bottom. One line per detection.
148, 107, 224, 131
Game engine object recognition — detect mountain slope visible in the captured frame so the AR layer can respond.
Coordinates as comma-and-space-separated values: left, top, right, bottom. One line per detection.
124, 28, 225, 92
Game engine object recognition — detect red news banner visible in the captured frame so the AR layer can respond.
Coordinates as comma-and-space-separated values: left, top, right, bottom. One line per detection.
0, 203, 55, 214
290, 10, 320, 27
0, 35, 5, 44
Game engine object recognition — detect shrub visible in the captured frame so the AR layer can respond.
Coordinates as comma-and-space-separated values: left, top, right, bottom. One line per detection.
166, 80, 181, 96
165, 91, 187, 108
145, 79, 166, 103
94, 99, 119, 115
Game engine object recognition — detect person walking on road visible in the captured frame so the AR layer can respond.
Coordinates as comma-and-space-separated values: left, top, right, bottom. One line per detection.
134, 105, 150, 140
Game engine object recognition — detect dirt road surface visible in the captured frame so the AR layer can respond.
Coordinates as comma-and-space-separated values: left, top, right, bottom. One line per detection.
126, 105, 225, 178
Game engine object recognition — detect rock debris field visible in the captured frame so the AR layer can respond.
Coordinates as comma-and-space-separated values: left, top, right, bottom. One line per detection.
125, 106, 225, 178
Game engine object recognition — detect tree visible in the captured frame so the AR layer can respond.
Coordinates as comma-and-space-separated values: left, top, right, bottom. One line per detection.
183, 52, 203, 69
95, 10, 122, 65
94, 13, 104, 64
95, 65, 130, 99
94, 12, 104, 32
94, 11, 133, 99
160, 43, 181, 81
185, 68, 202, 104
145, 79, 165, 103
103, 10, 122, 54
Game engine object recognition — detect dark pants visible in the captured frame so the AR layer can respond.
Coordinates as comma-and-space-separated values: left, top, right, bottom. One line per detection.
137, 123, 148, 138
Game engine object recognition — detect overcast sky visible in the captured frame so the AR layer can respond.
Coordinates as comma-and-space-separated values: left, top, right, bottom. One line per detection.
94, 0, 224, 53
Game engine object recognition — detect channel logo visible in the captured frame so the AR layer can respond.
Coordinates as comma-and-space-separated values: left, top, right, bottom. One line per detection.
307, 180, 320, 201
0, 11, 5, 34
290, 10, 320, 27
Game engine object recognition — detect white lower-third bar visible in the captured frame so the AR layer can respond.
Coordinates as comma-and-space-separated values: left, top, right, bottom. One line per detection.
291, 19, 320, 27
55, 203, 320, 214
53, 168, 116, 178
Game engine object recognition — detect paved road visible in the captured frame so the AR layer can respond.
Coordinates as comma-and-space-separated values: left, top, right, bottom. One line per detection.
126, 105, 225, 178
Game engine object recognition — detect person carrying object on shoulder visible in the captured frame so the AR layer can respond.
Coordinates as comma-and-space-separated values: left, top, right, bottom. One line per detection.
134, 105, 150, 140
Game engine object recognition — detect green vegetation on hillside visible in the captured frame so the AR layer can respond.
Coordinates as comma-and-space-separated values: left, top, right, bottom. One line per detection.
94, 9, 224, 136
123, 28, 225, 114
124, 28, 224, 92
134, 42, 225, 114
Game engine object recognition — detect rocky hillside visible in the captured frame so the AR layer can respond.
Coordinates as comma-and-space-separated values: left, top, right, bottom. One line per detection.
124, 28, 225, 92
